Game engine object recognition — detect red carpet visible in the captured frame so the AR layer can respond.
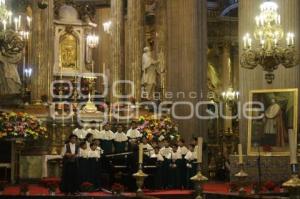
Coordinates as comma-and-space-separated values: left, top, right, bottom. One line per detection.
0, 182, 285, 197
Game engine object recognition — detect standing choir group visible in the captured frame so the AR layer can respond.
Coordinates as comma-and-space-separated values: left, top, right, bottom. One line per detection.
60, 121, 200, 195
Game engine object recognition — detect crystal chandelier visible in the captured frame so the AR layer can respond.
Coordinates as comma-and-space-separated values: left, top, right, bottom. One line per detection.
0, 0, 31, 52
221, 87, 239, 106
87, 33, 99, 49
241, 1, 297, 84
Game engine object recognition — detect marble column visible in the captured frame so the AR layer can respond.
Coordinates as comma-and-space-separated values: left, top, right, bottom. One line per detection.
110, 0, 125, 103
239, 0, 300, 151
166, 0, 207, 140
126, 0, 144, 101
155, 0, 168, 99
30, 0, 54, 104
221, 43, 233, 131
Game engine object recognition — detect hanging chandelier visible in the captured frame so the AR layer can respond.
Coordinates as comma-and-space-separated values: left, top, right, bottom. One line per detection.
240, 1, 298, 84
0, 0, 31, 51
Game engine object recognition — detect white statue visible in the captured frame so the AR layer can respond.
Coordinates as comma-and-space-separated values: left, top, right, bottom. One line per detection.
0, 52, 23, 96
142, 47, 159, 99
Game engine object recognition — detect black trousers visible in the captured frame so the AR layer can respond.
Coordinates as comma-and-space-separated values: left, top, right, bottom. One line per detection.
60, 160, 79, 193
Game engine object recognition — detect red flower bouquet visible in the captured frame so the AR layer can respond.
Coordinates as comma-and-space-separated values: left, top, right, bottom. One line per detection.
264, 180, 276, 192
111, 183, 124, 195
80, 182, 94, 192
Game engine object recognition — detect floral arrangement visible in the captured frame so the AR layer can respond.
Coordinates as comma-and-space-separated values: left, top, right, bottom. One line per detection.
111, 183, 124, 195
0, 112, 47, 140
137, 116, 180, 142
80, 182, 94, 192
263, 180, 276, 192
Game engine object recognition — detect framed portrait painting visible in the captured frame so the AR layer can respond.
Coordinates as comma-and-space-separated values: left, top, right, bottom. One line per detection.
247, 88, 298, 156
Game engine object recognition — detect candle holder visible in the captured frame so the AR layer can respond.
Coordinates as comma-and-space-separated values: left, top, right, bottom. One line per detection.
133, 163, 148, 197
190, 163, 208, 199
282, 164, 300, 198
235, 163, 248, 195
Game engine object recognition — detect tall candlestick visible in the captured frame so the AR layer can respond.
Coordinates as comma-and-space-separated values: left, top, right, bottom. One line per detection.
2, 20, 6, 31
289, 129, 297, 164
197, 137, 203, 163
27, 16, 31, 28
18, 15, 21, 29
238, 144, 243, 164
139, 143, 143, 164
103, 63, 106, 75
8, 11, 12, 24
14, 17, 18, 31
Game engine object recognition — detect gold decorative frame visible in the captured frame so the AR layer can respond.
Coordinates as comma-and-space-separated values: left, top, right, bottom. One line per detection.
247, 88, 298, 156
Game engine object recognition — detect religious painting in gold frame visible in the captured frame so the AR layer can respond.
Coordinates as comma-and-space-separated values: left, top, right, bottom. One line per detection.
59, 33, 78, 69
247, 88, 298, 156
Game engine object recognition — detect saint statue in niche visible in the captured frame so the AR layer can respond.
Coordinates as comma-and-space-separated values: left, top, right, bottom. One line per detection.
59, 33, 77, 69
142, 46, 159, 99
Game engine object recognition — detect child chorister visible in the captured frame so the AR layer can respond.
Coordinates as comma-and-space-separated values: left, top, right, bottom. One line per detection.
85, 133, 94, 150
142, 137, 154, 158
159, 140, 172, 189
114, 124, 128, 153
126, 121, 142, 141
170, 145, 182, 189
150, 147, 164, 189
99, 123, 115, 154
177, 139, 189, 188
60, 134, 79, 195
73, 126, 87, 140
185, 144, 197, 188
78, 142, 89, 184
88, 143, 101, 188
87, 122, 101, 140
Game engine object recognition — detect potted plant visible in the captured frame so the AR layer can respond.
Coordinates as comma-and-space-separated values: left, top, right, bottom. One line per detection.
20, 183, 29, 195
80, 182, 94, 192
111, 183, 124, 196
0, 181, 6, 195
264, 180, 276, 192
251, 182, 260, 194
228, 182, 238, 193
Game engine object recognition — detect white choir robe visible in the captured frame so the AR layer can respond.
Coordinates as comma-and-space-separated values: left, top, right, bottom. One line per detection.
159, 147, 172, 160
73, 128, 87, 140
177, 146, 189, 157
150, 153, 164, 161
88, 128, 102, 139
142, 143, 154, 156
88, 149, 101, 158
79, 148, 89, 158
126, 128, 142, 140
114, 132, 128, 142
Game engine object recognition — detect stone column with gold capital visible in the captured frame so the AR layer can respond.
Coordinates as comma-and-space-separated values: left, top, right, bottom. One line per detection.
30, 0, 54, 104
166, 0, 207, 140
110, 0, 125, 103
221, 42, 233, 132
126, 0, 144, 101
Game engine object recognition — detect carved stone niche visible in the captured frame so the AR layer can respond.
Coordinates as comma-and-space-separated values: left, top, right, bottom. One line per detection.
54, 4, 94, 76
